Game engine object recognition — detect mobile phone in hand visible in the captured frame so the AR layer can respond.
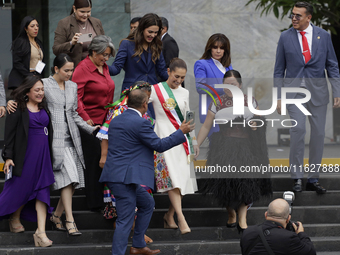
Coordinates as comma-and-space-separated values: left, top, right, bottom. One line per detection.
78, 33, 93, 43
186, 111, 195, 124
5, 165, 13, 181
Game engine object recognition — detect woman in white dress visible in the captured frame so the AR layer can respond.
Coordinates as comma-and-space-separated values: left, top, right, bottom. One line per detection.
149, 58, 198, 234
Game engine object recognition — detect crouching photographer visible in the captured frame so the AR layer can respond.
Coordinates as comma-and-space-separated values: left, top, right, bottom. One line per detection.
240, 198, 316, 255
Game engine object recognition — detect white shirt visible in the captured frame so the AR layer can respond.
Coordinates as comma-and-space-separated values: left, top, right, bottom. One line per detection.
161, 32, 168, 41
128, 107, 142, 117
296, 23, 313, 60
211, 57, 226, 75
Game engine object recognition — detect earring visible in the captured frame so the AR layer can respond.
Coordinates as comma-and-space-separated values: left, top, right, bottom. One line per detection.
56, 72, 58, 74
24, 95, 29, 102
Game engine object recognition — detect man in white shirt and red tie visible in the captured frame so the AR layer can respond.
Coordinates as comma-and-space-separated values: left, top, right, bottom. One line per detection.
274, 1, 340, 194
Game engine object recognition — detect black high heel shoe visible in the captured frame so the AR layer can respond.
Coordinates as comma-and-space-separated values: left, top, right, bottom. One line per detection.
237, 223, 246, 234
226, 222, 237, 228
65, 221, 82, 236
50, 214, 66, 231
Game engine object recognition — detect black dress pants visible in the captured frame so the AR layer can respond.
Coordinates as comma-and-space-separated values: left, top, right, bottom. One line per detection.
80, 128, 104, 210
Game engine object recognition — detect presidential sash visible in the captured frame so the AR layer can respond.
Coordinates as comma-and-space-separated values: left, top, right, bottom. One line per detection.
154, 82, 193, 163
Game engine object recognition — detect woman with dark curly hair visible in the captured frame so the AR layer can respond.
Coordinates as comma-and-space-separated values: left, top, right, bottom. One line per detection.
0, 76, 54, 247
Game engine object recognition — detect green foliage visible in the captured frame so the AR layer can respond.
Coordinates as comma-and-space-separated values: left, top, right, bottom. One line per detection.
246, 0, 340, 34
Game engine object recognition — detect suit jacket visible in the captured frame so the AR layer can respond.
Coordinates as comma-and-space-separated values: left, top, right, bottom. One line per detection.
52, 15, 105, 68
2, 107, 53, 177
99, 109, 186, 190
194, 58, 233, 123
43, 76, 94, 170
240, 221, 316, 255
8, 37, 44, 89
274, 25, 340, 106
162, 33, 179, 68
109, 40, 168, 92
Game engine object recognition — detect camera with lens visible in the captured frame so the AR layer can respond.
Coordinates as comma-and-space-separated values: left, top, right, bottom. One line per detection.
283, 191, 299, 232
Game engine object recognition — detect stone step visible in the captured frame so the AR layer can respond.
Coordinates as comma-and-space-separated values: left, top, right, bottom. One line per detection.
154, 191, 340, 209
0, 236, 339, 255
2, 175, 340, 194
48, 190, 340, 213
196, 176, 340, 192
1, 206, 340, 232
0, 224, 340, 246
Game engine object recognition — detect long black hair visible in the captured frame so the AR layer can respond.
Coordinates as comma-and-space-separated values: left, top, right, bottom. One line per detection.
11, 75, 46, 110
11, 16, 41, 56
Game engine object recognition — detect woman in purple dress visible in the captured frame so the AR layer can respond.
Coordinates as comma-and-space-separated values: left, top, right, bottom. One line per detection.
1, 76, 55, 247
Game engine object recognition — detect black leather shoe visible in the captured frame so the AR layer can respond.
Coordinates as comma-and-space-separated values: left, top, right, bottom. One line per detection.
306, 182, 327, 194
226, 222, 237, 228
237, 223, 246, 234
293, 179, 302, 192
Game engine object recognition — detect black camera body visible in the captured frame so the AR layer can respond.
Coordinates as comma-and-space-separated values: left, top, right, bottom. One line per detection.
286, 221, 299, 232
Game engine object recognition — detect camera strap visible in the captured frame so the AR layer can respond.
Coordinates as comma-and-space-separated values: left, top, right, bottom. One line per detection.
256, 226, 275, 255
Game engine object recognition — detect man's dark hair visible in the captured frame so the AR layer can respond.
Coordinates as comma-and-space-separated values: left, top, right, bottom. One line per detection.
161, 17, 169, 29
127, 89, 148, 109
294, 2, 313, 16
130, 17, 141, 25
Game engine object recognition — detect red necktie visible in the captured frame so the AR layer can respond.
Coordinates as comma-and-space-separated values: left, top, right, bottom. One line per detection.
300, 31, 311, 64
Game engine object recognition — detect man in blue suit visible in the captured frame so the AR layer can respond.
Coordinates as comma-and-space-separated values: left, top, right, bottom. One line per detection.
99, 89, 193, 255
274, 2, 340, 193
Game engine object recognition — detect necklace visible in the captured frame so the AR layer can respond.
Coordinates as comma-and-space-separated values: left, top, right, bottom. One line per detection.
74, 14, 86, 29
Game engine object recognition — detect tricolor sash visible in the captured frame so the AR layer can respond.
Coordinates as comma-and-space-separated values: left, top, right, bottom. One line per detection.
154, 82, 193, 163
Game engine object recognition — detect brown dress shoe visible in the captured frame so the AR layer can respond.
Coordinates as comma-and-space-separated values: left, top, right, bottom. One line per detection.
130, 246, 160, 255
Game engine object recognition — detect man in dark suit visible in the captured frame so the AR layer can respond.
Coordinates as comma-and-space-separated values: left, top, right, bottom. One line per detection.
240, 199, 316, 255
160, 17, 179, 68
159, 17, 183, 86
99, 89, 193, 255
274, 1, 340, 193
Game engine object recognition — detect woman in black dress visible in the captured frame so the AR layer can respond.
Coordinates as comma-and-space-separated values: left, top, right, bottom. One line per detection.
196, 70, 272, 233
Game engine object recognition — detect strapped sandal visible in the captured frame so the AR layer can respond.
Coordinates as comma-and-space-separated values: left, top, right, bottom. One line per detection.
65, 221, 82, 236
50, 213, 66, 231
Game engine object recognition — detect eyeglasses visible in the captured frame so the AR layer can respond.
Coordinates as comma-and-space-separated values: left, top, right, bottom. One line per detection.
101, 53, 111, 59
289, 13, 303, 20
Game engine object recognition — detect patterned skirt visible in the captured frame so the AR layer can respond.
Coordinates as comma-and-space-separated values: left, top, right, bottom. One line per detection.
154, 151, 173, 192
52, 146, 84, 191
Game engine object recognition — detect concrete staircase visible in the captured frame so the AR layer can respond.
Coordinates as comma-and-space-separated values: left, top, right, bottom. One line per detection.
0, 175, 340, 255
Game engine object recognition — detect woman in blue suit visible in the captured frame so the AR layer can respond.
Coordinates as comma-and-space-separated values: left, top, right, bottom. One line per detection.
194, 33, 232, 134
109, 13, 168, 92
